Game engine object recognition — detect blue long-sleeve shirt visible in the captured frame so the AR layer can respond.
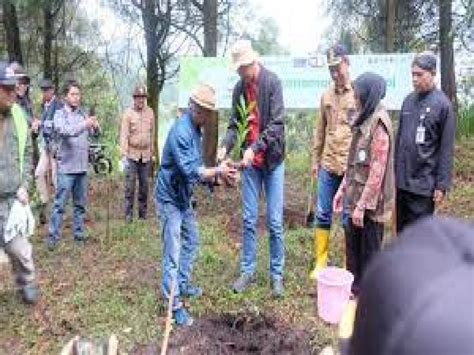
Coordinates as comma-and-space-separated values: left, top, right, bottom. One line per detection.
54, 104, 98, 174
155, 112, 205, 210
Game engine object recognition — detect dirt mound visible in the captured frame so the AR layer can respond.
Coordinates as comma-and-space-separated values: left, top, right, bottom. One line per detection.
132, 313, 313, 355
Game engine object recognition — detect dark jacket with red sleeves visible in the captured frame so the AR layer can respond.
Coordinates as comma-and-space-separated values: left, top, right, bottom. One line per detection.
221, 65, 285, 171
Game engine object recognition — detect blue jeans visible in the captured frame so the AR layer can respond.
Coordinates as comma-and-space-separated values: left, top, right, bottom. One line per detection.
48, 173, 88, 241
315, 167, 349, 229
241, 162, 285, 281
157, 202, 199, 310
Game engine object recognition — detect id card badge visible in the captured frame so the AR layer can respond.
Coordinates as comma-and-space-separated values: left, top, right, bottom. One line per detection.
357, 149, 367, 163
416, 126, 426, 144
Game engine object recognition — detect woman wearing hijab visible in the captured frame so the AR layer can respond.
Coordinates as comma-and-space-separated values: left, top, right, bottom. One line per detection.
333, 72, 395, 296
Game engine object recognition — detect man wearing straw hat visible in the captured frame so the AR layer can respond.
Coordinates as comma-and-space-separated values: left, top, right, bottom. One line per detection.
155, 83, 238, 326
217, 40, 286, 297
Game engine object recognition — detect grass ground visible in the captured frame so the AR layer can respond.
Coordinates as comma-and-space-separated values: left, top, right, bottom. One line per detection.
1, 138, 473, 354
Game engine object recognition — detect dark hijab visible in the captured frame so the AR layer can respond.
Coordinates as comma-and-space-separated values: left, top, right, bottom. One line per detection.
352, 72, 386, 127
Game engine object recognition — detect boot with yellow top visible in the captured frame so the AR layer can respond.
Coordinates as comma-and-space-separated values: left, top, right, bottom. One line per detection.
309, 228, 330, 280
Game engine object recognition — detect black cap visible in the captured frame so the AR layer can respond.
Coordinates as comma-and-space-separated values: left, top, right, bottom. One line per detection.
0, 61, 17, 86
351, 216, 474, 355
412, 51, 437, 72
327, 44, 349, 67
40, 78, 54, 90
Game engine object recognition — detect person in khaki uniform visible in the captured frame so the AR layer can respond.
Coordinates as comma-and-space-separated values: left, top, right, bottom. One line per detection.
120, 85, 156, 223
309, 44, 356, 280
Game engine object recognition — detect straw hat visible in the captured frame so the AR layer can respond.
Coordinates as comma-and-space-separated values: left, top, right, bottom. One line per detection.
230, 40, 259, 71
190, 83, 217, 111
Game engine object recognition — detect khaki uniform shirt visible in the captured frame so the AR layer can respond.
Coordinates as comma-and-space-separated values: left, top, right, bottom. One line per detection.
120, 106, 155, 162
312, 83, 356, 176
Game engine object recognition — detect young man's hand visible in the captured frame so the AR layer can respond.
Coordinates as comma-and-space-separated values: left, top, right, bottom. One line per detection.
85, 116, 100, 130
85, 116, 96, 129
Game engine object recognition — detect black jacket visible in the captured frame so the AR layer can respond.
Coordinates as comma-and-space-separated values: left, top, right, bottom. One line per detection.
395, 88, 455, 197
222, 65, 285, 171
351, 217, 474, 355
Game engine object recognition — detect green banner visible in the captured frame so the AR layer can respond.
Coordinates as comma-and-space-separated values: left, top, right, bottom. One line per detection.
178, 54, 416, 110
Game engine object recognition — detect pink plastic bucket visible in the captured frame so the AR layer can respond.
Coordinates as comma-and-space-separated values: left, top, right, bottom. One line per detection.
316, 267, 354, 324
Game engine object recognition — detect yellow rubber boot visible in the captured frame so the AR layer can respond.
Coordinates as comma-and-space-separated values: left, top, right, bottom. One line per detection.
309, 228, 330, 280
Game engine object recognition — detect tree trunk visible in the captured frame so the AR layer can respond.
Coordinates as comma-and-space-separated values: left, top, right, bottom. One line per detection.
202, 0, 218, 167
203, 0, 218, 56
142, 0, 160, 166
2, 0, 23, 64
439, 0, 458, 113
385, 0, 397, 52
43, 1, 54, 79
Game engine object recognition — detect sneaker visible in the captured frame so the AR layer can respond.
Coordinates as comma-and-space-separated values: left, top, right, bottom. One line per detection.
271, 279, 284, 298
180, 284, 203, 298
173, 307, 194, 327
232, 274, 256, 293
125, 215, 133, 224
22, 284, 39, 304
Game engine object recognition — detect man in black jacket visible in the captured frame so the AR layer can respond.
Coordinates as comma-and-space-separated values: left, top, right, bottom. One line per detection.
395, 51, 455, 233
217, 40, 286, 297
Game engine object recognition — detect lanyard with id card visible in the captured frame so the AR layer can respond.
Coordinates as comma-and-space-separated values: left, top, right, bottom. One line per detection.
416, 107, 430, 145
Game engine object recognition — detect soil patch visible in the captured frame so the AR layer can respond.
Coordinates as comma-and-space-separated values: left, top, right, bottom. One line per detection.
132, 313, 312, 355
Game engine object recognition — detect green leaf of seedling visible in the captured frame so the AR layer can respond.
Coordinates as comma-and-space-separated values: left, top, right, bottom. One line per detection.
236, 104, 245, 121
239, 95, 246, 111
